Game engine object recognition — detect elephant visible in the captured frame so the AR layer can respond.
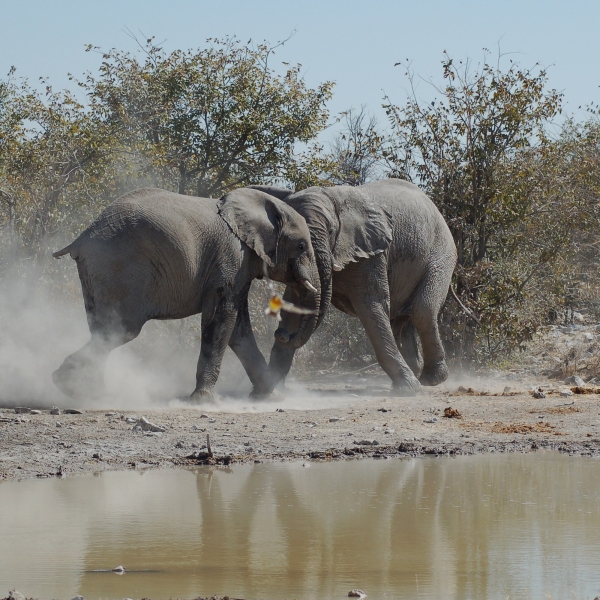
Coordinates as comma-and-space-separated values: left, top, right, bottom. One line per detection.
52, 187, 321, 402
249, 179, 457, 395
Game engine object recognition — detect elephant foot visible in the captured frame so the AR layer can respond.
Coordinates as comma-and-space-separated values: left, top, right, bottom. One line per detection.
392, 376, 422, 397
52, 365, 105, 400
419, 360, 449, 386
188, 388, 217, 405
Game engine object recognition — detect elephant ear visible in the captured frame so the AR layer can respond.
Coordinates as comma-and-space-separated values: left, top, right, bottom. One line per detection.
329, 187, 393, 269
246, 185, 295, 201
218, 188, 288, 266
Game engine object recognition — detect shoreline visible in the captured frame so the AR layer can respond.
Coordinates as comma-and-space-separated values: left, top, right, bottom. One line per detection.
2, 374, 599, 483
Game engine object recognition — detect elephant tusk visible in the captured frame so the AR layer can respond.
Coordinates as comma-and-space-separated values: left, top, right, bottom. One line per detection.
302, 280, 318, 293
333, 264, 343, 271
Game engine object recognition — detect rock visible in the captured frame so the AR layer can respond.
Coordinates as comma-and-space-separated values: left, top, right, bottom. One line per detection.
208, 418, 216, 423
125, 417, 137, 424
30, 409, 41, 415
533, 390, 546, 399
8, 591, 26, 600
200, 413, 209, 418
573, 311, 584, 323
348, 590, 366, 598
384, 428, 395, 434
443, 407, 462, 419
565, 375, 585, 386
134, 416, 166, 433
50, 407, 60, 415
71, 595, 85, 600
14, 407, 32, 414
276, 408, 286, 412
112, 565, 126, 572
354, 439, 379, 446
503, 386, 512, 394
560, 389, 574, 397
329, 417, 345, 422
104, 412, 116, 416
423, 417, 438, 423
56, 421, 63, 427
175, 441, 185, 448
584, 332, 594, 341
377, 407, 390, 412
64, 408, 83, 414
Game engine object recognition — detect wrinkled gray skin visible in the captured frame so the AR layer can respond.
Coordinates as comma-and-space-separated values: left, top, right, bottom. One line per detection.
52, 187, 320, 402
250, 180, 457, 395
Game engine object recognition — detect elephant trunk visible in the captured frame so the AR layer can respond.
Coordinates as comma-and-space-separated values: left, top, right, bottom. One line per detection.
273, 256, 321, 351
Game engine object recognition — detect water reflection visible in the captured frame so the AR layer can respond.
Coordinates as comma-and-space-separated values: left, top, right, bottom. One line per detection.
1, 453, 599, 599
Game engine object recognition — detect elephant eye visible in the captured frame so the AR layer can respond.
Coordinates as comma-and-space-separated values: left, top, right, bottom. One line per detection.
298, 242, 306, 252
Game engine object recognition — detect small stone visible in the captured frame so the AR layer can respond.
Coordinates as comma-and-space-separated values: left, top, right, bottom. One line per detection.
30, 409, 42, 415
573, 311, 584, 323
584, 332, 593, 341
135, 416, 166, 433
71, 596, 85, 600
354, 439, 379, 446
175, 441, 185, 448
348, 590, 366, 598
329, 417, 345, 422
56, 421, 63, 427
191, 442, 198, 448
262, 424, 267, 429
423, 417, 438, 423
8, 591, 26, 600
565, 375, 585, 386
105, 412, 116, 416
384, 428, 395, 434
377, 407, 390, 413
276, 408, 286, 412
64, 408, 83, 414
125, 417, 136, 424
14, 407, 32, 414
50, 407, 60, 415
92, 452, 102, 459
533, 390, 546, 399
503, 386, 512, 394
208, 418, 216, 424
200, 413, 209, 418
560, 389, 574, 397
112, 565, 126, 572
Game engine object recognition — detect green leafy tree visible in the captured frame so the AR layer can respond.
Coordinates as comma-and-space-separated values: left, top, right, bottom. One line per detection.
84, 37, 334, 197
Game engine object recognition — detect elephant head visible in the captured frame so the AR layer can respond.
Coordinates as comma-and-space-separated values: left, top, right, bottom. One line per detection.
218, 188, 321, 348
248, 185, 392, 382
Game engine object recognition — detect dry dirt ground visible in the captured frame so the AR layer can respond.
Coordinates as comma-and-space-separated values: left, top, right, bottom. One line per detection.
1, 369, 600, 482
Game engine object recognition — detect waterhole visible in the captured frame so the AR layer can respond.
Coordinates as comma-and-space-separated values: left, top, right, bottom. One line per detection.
1, 452, 599, 599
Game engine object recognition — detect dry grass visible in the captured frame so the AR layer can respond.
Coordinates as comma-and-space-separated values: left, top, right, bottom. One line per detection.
489, 421, 561, 434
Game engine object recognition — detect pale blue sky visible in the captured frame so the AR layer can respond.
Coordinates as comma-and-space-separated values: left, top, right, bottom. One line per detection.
1, 0, 599, 129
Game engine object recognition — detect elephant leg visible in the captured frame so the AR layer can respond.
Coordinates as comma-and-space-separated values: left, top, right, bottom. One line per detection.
190, 300, 237, 403
53, 313, 144, 399
392, 316, 424, 378
228, 299, 272, 399
268, 342, 296, 390
411, 275, 449, 386
352, 299, 421, 395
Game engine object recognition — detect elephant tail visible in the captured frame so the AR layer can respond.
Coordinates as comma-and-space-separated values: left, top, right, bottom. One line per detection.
52, 241, 79, 260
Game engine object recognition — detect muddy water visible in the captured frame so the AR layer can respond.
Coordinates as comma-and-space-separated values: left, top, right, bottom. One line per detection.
1, 453, 599, 600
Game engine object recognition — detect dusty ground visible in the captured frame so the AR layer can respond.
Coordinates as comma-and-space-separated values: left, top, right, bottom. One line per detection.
1, 369, 600, 482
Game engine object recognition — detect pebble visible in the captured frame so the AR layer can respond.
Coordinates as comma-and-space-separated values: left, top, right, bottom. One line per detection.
56, 421, 63, 428
50, 407, 60, 415
348, 590, 366, 598
585, 332, 593, 341
384, 428, 396, 434
64, 408, 83, 415
105, 412, 116, 417
560, 389, 574, 397
71, 596, 85, 600
329, 417, 345, 422
112, 565, 126, 572
423, 417, 438, 423
8, 591, 26, 600
200, 413, 209, 418
565, 375, 585, 386
30, 409, 41, 415
533, 390, 546, 399
14, 407, 32, 414
208, 418, 216, 424
354, 439, 379, 446
276, 408, 286, 412
133, 416, 166, 433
